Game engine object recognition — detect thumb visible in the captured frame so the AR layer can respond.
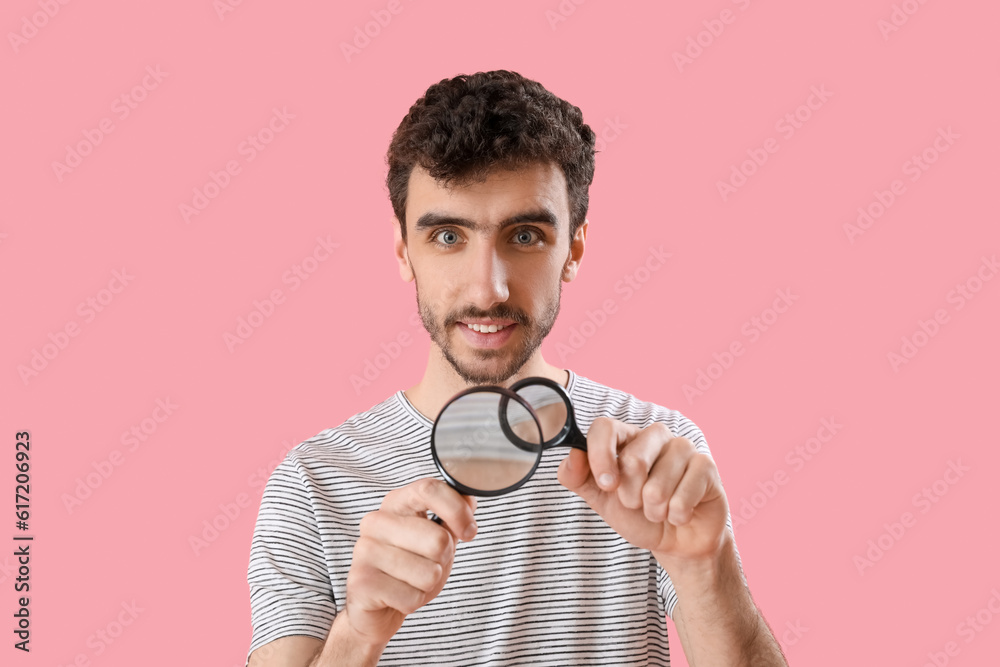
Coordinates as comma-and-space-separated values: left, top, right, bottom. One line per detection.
557, 448, 601, 504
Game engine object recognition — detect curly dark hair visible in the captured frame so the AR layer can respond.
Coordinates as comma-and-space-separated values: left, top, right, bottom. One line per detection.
385, 70, 596, 244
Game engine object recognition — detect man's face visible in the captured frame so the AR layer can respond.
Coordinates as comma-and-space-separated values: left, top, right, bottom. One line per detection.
395, 161, 584, 385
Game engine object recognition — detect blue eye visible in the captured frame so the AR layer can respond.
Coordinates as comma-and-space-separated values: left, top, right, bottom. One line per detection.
513, 228, 545, 245
433, 229, 459, 246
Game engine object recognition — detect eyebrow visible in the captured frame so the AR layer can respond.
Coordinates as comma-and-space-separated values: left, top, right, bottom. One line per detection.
413, 207, 560, 234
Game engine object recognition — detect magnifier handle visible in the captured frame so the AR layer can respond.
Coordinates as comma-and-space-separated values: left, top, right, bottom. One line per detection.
564, 419, 588, 451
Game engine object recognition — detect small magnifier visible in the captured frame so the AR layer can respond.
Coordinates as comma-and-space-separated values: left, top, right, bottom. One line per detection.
429, 377, 588, 523
507, 376, 588, 457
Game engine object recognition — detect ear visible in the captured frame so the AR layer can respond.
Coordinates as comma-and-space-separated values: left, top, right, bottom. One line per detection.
562, 218, 588, 282
392, 216, 414, 282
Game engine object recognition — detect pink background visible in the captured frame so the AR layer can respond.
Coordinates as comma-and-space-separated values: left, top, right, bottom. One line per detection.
3, 1, 998, 665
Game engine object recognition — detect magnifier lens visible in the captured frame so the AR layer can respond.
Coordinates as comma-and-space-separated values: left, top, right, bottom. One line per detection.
434, 391, 541, 493
512, 384, 569, 443
504, 398, 542, 444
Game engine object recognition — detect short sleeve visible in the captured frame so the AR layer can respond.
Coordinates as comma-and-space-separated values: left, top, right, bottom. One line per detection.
246, 454, 337, 663
655, 411, 745, 620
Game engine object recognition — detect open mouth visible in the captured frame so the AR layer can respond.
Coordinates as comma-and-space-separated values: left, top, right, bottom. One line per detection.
456, 321, 517, 348
464, 322, 510, 333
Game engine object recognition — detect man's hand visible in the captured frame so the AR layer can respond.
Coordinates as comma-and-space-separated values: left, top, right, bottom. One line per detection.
341, 478, 478, 652
557, 417, 729, 563
557, 418, 788, 665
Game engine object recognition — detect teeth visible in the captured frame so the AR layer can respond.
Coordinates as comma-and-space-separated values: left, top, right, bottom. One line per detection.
467, 323, 506, 333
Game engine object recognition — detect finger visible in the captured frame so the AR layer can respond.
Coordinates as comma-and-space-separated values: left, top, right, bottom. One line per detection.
586, 417, 640, 491
557, 447, 596, 498
665, 453, 718, 526
353, 535, 446, 594
360, 512, 457, 563
616, 424, 672, 510
638, 442, 688, 522
640, 436, 696, 522
381, 478, 478, 542
347, 563, 430, 616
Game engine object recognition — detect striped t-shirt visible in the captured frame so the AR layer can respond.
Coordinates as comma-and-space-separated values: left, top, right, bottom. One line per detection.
247, 369, 741, 666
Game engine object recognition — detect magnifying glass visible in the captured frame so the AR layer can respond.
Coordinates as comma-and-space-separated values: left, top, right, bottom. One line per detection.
430, 386, 543, 502
429, 377, 588, 506
507, 376, 587, 455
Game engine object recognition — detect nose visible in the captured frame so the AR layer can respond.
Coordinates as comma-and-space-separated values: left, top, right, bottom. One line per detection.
463, 241, 509, 310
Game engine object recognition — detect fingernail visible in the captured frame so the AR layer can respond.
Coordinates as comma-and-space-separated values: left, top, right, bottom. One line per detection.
463, 522, 477, 542
599, 473, 615, 489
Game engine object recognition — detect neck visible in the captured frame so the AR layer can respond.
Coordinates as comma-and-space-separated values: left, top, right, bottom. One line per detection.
403, 347, 569, 422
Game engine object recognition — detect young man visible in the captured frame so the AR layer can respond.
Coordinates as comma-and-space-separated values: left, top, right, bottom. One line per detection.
246, 70, 788, 666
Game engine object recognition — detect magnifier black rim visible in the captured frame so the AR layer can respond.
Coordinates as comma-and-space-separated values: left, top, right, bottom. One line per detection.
430, 385, 545, 498
508, 376, 581, 451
